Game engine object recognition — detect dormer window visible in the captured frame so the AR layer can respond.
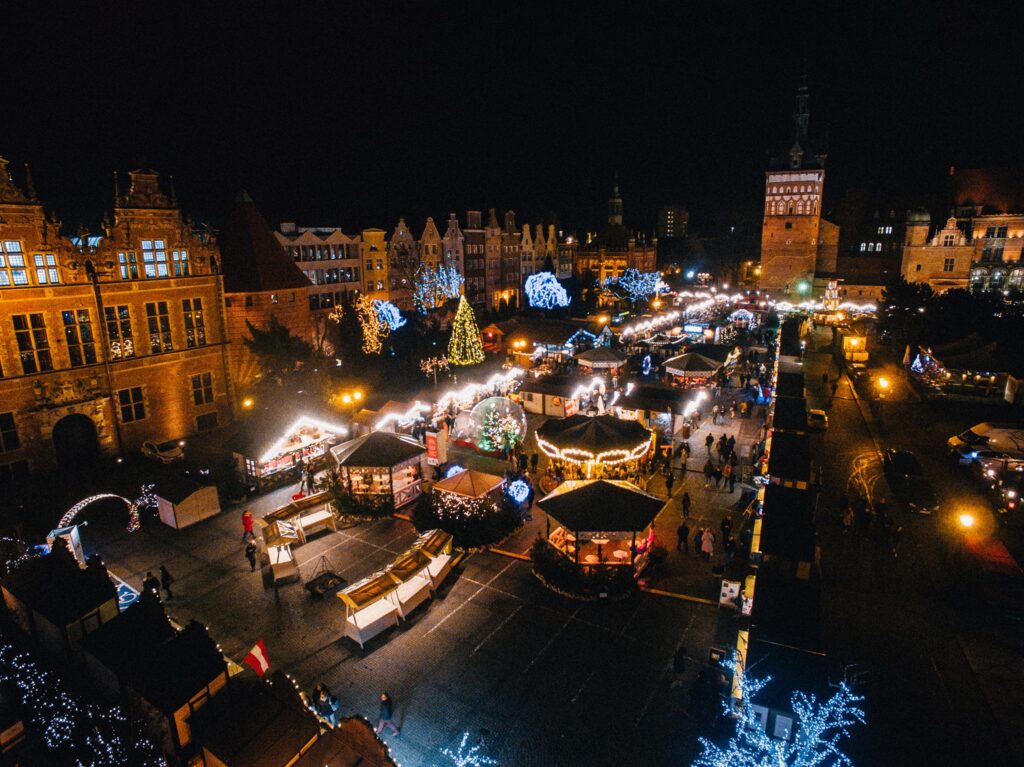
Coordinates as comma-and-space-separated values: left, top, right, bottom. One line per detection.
942, 234, 956, 247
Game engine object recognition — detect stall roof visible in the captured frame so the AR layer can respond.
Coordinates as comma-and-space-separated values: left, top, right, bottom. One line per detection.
385, 549, 432, 583
291, 719, 398, 767
776, 372, 805, 398
539, 480, 664, 532
750, 566, 821, 651
331, 431, 425, 468
519, 376, 587, 397
576, 347, 628, 366
413, 529, 454, 558
771, 396, 808, 432
225, 402, 348, 459
153, 473, 209, 505
663, 352, 722, 375
615, 384, 687, 415
191, 672, 319, 767
487, 316, 603, 346
264, 491, 332, 522
82, 593, 225, 714
338, 572, 398, 610
745, 637, 830, 713
686, 343, 737, 363
767, 431, 811, 482
762, 485, 815, 524
433, 469, 504, 498
1, 545, 115, 627
536, 414, 652, 454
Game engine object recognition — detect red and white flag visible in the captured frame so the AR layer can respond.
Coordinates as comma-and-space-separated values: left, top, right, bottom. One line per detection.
244, 640, 270, 677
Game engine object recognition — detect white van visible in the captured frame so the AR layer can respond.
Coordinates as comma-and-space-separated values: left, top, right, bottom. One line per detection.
948, 422, 1024, 453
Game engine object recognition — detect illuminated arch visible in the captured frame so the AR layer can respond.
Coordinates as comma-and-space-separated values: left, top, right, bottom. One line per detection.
59, 494, 140, 533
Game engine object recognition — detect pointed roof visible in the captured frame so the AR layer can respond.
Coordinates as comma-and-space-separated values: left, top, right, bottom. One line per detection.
662, 352, 722, 375
331, 430, 425, 468
219, 192, 311, 293
433, 468, 504, 498
536, 414, 651, 454
538, 479, 663, 532
420, 216, 441, 242
576, 346, 628, 367
0, 157, 32, 205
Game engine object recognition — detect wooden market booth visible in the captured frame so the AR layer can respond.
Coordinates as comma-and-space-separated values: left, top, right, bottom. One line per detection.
330, 431, 426, 509
257, 490, 337, 546
538, 479, 665, 567
575, 346, 629, 378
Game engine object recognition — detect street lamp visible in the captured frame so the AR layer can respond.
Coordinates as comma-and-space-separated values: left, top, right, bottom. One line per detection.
958, 513, 976, 530
877, 376, 890, 393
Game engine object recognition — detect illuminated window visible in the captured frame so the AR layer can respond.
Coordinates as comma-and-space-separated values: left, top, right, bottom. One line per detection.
191, 372, 214, 405
34, 254, 59, 284
141, 239, 168, 278
118, 251, 139, 279
0, 412, 19, 453
117, 387, 146, 422
859, 243, 866, 252
0, 241, 28, 286
105, 305, 134, 359
62, 309, 97, 367
182, 298, 206, 347
145, 301, 173, 353
13, 313, 52, 373
172, 249, 190, 276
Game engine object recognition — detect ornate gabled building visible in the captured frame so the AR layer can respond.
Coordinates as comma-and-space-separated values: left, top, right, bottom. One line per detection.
0, 161, 233, 476
575, 182, 656, 284
462, 210, 486, 309
441, 212, 464, 279
387, 217, 418, 309
218, 192, 311, 389
758, 77, 839, 296
419, 216, 442, 272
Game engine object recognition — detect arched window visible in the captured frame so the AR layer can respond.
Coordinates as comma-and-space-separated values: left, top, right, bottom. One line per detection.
1008, 268, 1024, 289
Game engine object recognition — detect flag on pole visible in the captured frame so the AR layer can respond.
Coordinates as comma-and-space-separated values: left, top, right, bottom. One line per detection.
244, 640, 270, 677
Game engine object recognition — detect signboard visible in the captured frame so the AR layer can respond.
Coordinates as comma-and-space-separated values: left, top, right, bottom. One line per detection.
719, 579, 741, 607
425, 430, 447, 466
683, 324, 705, 334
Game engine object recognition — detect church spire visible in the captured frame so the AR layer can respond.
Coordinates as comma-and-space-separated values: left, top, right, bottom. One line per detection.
608, 178, 623, 227
789, 71, 811, 169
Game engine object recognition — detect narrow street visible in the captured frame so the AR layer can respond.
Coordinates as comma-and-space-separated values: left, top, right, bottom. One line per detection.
803, 331, 1023, 766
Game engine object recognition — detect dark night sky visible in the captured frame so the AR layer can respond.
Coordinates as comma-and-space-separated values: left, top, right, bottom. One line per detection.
5, 2, 1021, 236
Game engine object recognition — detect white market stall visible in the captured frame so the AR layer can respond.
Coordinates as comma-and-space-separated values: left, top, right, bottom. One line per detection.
154, 475, 221, 530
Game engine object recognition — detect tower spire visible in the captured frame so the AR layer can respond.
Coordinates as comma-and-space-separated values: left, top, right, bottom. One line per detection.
23, 163, 37, 201
608, 177, 623, 227
113, 170, 121, 205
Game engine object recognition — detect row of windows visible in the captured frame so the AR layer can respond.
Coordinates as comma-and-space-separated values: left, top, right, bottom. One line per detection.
118, 372, 216, 423
288, 244, 356, 261
876, 226, 894, 235
303, 267, 360, 285
364, 259, 385, 271
984, 226, 1009, 239
0, 241, 61, 286
859, 242, 885, 252
768, 184, 817, 195
0, 300, 206, 377
912, 258, 957, 274
118, 241, 189, 280
769, 200, 818, 216
309, 289, 360, 311
981, 247, 1005, 262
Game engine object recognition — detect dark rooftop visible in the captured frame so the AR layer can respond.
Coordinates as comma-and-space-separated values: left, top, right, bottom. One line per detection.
1, 545, 115, 627
776, 372, 805, 398
767, 431, 811, 483
539, 480, 664, 532
760, 485, 817, 561
218, 192, 312, 294
331, 431, 425, 468
771, 396, 808, 433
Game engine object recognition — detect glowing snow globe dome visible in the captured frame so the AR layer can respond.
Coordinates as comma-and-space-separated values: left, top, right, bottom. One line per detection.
466, 396, 528, 450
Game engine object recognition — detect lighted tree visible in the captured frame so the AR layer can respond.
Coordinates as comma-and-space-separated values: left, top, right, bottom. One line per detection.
606, 268, 660, 304
693, 669, 865, 767
479, 406, 502, 452
414, 264, 464, 314
524, 271, 570, 309
420, 356, 450, 387
438, 732, 497, 767
374, 299, 407, 331
447, 295, 485, 365
356, 295, 387, 355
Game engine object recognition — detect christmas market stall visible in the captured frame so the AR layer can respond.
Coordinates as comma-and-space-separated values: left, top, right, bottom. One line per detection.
538, 479, 665, 568
662, 351, 722, 387
337, 573, 400, 648
257, 490, 337, 546
536, 413, 653, 479
382, 548, 434, 619
153, 474, 221, 530
227, 405, 348, 493
262, 519, 301, 585
331, 431, 426, 509
411, 528, 456, 589
575, 346, 629, 378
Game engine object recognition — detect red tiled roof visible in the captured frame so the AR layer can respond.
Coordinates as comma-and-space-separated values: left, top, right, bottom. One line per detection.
219, 191, 311, 293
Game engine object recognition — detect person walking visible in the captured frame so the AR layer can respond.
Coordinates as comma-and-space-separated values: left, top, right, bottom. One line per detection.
727, 464, 737, 493
159, 565, 174, 601
705, 433, 714, 455
720, 515, 733, 540
530, 452, 539, 473
245, 539, 258, 571
241, 510, 255, 543
703, 459, 714, 489
142, 571, 160, 597
713, 464, 723, 490
724, 535, 737, 564
693, 527, 703, 555
700, 529, 715, 561
677, 521, 690, 553
376, 692, 399, 736
681, 492, 691, 519
722, 463, 733, 493
665, 469, 675, 498
726, 434, 736, 456
314, 684, 340, 727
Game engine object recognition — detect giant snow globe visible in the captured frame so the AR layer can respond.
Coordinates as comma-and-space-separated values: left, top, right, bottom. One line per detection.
461, 396, 528, 455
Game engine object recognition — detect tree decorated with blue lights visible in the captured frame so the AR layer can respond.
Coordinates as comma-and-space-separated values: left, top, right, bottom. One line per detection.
437, 732, 497, 767
693, 668, 865, 767
605, 268, 660, 304
414, 264, 465, 314
373, 299, 407, 331
524, 271, 570, 309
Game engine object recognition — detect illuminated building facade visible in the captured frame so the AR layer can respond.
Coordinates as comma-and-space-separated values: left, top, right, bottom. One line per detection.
0, 160, 232, 475
575, 183, 656, 284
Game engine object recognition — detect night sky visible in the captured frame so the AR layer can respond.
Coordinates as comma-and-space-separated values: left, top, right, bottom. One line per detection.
6, 2, 1020, 236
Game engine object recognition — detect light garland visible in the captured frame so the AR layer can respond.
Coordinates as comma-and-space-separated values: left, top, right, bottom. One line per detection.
525, 271, 570, 309
447, 296, 485, 366
535, 431, 653, 467
373, 402, 430, 432
413, 264, 464, 313
258, 415, 348, 463
439, 732, 498, 767
435, 368, 523, 413
605, 268, 660, 303
59, 494, 141, 534
434, 490, 499, 522
374, 299, 407, 331
356, 295, 388, 354
506, 479, 530, 503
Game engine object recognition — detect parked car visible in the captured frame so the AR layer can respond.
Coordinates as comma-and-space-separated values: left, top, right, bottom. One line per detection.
948, 422, 1024, 452
142, 439, 185, 464
807, 409, 829, 430
971, 453, 1024, 483
883, 448, 939, 514
989, 476, 1024, 527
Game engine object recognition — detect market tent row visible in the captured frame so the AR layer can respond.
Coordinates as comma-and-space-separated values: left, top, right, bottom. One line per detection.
331, 431, 426, 509
227, 404, 348, 492
256, 489, 338, 584
539, 479, 664, 566
337, 529, 455, 647
535, 413, 653, 477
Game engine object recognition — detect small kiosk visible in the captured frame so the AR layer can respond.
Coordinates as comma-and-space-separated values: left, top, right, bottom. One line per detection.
153, 475, 221, 530
263, 522, 300, 585
575, 346, 629, 377
662, 352, 722, 387
331, 431, 426, 509
337, 573, 400, 648
412, 529, 455, 589
259, 491, 337, 545
384, 549, 435, 618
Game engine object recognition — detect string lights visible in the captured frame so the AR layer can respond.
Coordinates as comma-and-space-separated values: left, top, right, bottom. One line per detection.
524, 271, 570, 309
59, 494, 141, 534
534, 431, 653, 467
447, 296, 485, 366
439, 732, 497, 767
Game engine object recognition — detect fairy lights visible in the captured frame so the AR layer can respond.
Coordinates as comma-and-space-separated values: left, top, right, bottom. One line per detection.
258, 415, 348, 463
535, 431, 653, 467
373, 402, 431, 432
59, 494, 141, 534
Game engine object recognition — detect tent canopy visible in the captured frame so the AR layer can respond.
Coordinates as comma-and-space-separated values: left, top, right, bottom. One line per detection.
536, 414, 652, 455
576, 347, 628, 368
432, 469, 504, 498
332, 431, 425, 468
538, 479, 664, 532
337, 572, 398, 610
662, 352, 722, 376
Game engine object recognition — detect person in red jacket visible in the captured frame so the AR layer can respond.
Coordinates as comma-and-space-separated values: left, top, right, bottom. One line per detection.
241, 509, 255, 543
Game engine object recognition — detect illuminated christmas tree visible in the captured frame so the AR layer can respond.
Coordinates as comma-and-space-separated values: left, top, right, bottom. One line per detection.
447, 296, 485, 366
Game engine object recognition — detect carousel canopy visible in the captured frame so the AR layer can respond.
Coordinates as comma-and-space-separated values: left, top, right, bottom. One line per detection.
538, 480, 664, 532
331, 431, 425, 468
536, 414, 652, 457
576, 347, 628, 368
432, 469, 504, 498
662, 352, 722, 376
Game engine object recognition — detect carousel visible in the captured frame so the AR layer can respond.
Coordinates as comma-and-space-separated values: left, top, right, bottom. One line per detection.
535, 414, 653, 479
539, 479, 665, 567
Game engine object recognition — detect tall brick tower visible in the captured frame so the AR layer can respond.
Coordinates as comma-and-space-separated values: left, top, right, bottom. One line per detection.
758, 76, 831, 296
